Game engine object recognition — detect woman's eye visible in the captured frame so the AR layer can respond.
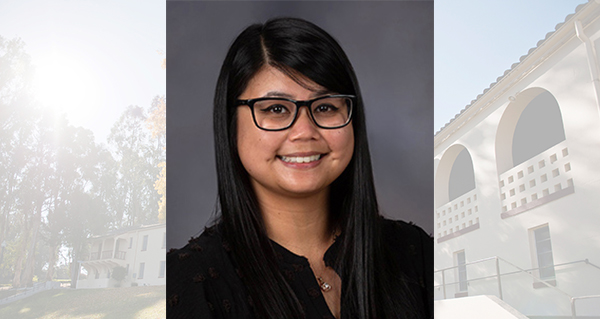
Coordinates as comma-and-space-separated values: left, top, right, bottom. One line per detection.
262, 104, 289, 114
314, 104, 338, 113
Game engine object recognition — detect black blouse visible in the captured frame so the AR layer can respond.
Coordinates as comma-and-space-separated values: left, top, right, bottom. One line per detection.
167, 219, 433, 318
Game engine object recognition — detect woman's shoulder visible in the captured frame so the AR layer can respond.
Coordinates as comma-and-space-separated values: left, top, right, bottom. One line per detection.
381, 218, 432, 247
167, 225, 228, 271
380, 218, 433, 276
167, 225, 248, 318
380, 218, 433, 315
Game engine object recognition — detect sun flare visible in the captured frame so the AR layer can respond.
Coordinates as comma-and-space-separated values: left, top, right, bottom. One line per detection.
33, 53, 99, 118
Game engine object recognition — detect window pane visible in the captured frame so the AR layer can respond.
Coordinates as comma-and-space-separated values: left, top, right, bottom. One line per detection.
139, 263, 145, 279
534, 226, 555, 280
142, 235, 148, 251
456, 251, 467, 291
159, 261, 166, 278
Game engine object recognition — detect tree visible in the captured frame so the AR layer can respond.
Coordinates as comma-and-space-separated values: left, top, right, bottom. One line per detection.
111, 265, 127, 287
108, 105, 162, 227
0, 36, 114, 287
0, 35, 43, 287
0, 35, 165, 288
146, 95, 166, 223
42, 121, 113, 286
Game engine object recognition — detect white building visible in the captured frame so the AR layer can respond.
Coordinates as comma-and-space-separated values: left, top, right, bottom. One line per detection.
434, 1, 600, 318
76, 223, 166, 288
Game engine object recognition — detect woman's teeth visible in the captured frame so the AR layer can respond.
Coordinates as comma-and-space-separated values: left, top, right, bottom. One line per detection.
280, 154, 322, 163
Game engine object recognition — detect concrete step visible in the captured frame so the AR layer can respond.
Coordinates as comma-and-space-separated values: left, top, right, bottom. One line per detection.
435, 295, 529, 319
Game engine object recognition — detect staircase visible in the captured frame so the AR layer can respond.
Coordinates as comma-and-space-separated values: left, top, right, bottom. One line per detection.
435, 295, 528, 319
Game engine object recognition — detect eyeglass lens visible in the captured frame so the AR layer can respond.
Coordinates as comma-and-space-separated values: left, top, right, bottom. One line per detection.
253, 97, 352, 130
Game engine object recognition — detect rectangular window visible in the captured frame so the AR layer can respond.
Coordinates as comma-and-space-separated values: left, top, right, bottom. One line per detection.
159, 261, 166, 278
141, 235, 148, 251
95, 270, 99, 279
534, 225, 556, 280
162, 232, 166, 249
138, 263, 145, 279
455, 250, 467, 291
129, 237, 133, 249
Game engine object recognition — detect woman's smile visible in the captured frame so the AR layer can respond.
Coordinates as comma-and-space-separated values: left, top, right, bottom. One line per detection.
277, 153, 326, 169
279, 153, 323, 164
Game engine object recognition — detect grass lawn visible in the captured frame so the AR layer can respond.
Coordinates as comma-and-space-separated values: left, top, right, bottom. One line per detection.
0, 285, 165, 319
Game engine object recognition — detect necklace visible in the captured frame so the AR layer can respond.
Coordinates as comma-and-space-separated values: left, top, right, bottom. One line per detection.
316, 229, 339, 292
317, 276, 332, 292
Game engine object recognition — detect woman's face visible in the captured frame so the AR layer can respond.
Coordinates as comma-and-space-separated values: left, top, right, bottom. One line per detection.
237, 66, 354, 199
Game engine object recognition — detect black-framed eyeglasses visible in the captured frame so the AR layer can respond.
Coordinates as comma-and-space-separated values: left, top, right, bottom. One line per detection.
236, 95, 355, 131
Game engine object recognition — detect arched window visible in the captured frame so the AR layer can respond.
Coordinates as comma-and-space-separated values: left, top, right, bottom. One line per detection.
435, 145, 476, 207
448, 148, 476, 202
435, 145, 480, 241
496, 88, 572, 219
496, 88, 566, 173
512, 91, 565, 166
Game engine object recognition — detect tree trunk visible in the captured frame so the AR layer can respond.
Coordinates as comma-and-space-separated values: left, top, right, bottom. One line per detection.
70, 244, 80, 288
45, 244, 58, 281
45, 192, 61, 282
0, 172, 17, 267
0, 210, 7, 265
22, 204, 42, 287
12, 203, 32, 288
11, 234, 29, 288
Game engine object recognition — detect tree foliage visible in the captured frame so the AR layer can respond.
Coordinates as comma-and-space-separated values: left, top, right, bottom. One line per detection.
146, 95, 166, 223
111, 265, 127, 283
0, 36, 166, 287
107, 104, 163, 227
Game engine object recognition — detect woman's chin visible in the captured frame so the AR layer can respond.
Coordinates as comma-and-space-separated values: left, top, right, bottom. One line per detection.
274, 180, 330, 198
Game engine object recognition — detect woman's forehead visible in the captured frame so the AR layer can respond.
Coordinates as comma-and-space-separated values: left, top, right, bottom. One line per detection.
242, 65, 333, 99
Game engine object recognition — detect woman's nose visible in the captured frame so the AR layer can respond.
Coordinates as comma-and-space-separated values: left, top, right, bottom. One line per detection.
288, 107, 319, 140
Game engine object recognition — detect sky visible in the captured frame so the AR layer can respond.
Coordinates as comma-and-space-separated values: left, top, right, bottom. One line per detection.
0, 0, 587, 139
0, 0, 166, 145
434, 0, 587, 133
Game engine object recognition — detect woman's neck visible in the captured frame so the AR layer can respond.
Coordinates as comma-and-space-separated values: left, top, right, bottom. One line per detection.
255, 187, 333, 258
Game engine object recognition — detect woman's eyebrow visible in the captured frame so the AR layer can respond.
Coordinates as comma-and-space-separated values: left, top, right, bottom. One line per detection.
310, 89, 335, 98
264, 91, 294, 98
263, 89, 336, 99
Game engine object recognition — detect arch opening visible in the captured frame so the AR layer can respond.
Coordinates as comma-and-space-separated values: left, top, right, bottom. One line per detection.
448, 148, 476, 202
435, 145, 476, 208
512, 91, 566, 166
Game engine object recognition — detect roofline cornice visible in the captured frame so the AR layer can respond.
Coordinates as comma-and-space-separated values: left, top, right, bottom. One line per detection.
434, 0, 600, 149
89, 223, 166, 240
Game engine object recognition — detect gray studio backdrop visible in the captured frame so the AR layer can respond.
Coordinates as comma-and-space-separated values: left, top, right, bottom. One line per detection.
167, 1, 433, 249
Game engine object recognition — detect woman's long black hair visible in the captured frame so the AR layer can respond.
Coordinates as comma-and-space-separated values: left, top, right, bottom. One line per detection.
213, 17, 420, 318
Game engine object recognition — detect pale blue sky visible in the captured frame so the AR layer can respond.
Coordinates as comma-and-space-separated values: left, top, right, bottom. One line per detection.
435, 0, 587, 132
0, 0, 166, 144
0, 0, 587, 138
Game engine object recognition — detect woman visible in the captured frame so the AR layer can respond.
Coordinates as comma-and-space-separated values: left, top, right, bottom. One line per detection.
167, 18, 432, 319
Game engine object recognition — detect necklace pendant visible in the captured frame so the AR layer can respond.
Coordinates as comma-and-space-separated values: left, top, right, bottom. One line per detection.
318, 277, 332, 292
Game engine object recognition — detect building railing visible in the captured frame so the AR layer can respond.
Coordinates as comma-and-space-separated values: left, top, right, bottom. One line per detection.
101, 250, 112, 259
434, 256, 600, 318
435, 188, 480, 242
88, 250, 126, 261
498, 141, 573, 219
113, 251, 126, 260
571, 295, 600, 319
